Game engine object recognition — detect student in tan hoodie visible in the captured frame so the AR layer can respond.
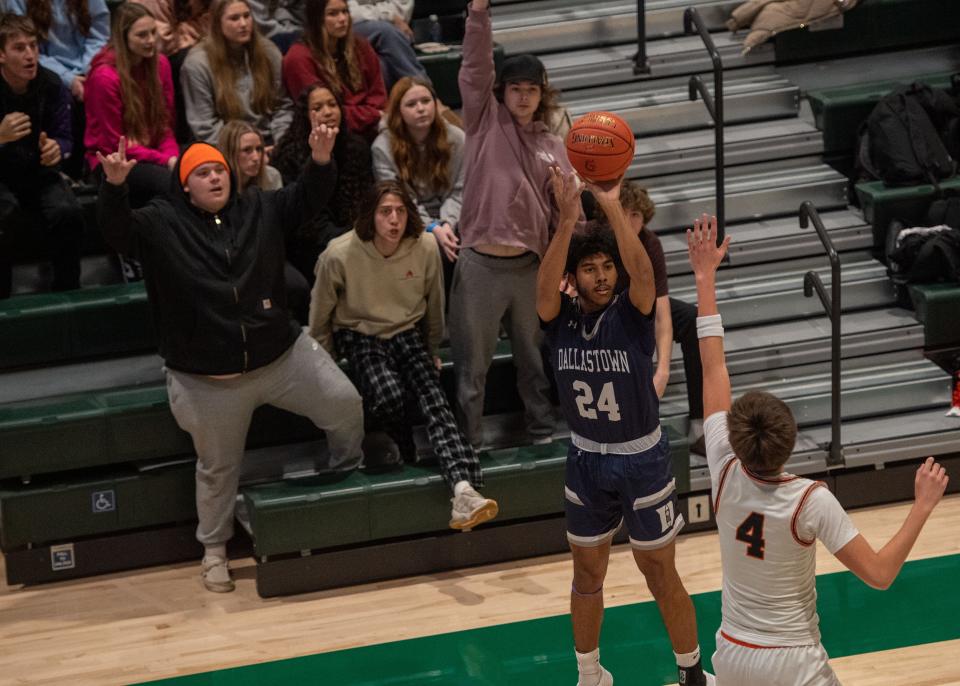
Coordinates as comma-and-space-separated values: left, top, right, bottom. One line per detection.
309, 180, 499, 531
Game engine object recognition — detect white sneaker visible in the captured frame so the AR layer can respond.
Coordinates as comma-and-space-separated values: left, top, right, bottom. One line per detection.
577, 666, 613, 686
201, 555, 235, 593
449, 486, 499, 530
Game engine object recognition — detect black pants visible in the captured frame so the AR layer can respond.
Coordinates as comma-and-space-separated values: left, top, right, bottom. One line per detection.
0, 176, 84, 298
335, 327, 483, 489
670, 296, 704, 420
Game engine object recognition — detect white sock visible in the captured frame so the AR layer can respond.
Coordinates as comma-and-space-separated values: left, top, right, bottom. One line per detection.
675, 645, 701, 668
204, 544, 227, 560
576, 647, 601, 675
688, 418, 704, 440
454, 480, 471, 497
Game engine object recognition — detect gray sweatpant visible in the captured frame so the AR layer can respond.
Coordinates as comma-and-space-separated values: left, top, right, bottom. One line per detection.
448, 248, 555, 447
166, 332, 364, 546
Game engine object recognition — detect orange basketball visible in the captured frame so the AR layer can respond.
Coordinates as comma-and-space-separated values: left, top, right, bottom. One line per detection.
564, 111, 635, 182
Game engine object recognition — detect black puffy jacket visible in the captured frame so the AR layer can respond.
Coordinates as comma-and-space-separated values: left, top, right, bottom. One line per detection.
98, 154, 337, 375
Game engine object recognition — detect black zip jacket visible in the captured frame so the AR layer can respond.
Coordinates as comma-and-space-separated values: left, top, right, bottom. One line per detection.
98, 156, 336, 375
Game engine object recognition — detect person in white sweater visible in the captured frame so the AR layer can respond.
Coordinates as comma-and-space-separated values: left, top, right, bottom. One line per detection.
309, 179, 498, 531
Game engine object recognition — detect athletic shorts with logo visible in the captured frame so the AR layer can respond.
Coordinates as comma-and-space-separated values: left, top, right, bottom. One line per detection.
564, 428, 684, 549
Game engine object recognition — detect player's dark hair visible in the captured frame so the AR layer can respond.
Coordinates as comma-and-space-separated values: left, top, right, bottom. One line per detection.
727, 391, 798, 473
566, 226, 621, 275
354, 180, 424, 242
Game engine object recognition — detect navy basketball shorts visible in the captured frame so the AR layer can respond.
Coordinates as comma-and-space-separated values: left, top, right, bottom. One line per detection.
563, 430, 685, 550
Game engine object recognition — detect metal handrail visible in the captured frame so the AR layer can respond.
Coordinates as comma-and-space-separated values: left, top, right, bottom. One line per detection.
683, 6, 724, 244
633, 0, 650, 74
800, 201, 843, 466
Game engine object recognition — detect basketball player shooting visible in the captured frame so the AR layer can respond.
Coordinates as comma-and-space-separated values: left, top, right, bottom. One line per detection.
689, 214, 950, 685
537, 168, 713, 686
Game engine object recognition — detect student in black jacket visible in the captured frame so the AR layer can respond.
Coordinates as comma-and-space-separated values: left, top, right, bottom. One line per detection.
0, 13, 83, 298
97, 123, 364, 593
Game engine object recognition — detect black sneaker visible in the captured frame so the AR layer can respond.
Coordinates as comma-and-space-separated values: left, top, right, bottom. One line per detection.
679, 662, 716, 686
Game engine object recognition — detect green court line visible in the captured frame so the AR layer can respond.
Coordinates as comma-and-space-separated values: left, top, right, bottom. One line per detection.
143, 554, 960, 685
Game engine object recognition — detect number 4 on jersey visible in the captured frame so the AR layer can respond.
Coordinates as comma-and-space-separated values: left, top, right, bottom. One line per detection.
736, 512, 766, 559
572, 381, 622, 422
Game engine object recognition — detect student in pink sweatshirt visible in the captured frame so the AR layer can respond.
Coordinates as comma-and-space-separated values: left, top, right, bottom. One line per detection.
84, 2, 178, 206
449, 0, 580, 450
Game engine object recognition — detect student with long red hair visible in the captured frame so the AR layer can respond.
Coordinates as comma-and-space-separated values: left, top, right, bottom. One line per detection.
84, 3, 178, 206
372, 76, 464, 264
282, 0, 386, 142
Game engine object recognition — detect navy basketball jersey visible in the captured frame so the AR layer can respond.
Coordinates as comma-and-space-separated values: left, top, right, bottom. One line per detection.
544, 294, 659, 443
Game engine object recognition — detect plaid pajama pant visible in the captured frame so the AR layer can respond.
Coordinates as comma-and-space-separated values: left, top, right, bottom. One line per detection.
334, 327, 483, 489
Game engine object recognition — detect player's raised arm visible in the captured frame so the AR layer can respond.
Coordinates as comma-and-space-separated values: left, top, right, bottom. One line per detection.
587, 177, 655, 315
688, 215, 732, 418
834, 457, 948, 590
537, 167, 582, 322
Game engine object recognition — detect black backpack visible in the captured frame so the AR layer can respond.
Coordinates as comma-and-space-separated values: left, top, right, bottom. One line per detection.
888, 224, 960, 284
856, 82, 959, 188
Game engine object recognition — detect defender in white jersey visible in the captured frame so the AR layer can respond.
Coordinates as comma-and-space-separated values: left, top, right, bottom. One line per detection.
687, 215, 949, 685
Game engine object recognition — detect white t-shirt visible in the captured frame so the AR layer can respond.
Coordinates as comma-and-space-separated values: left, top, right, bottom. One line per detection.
706, 412, 859, 647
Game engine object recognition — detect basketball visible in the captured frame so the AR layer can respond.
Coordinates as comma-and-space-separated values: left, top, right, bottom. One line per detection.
564, 111, 635, 182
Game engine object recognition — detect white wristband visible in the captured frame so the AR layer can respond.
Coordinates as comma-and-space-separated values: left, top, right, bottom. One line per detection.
697, 314, 724, 339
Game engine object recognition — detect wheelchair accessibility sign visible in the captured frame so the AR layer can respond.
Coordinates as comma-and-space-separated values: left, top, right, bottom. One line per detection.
91, 490, 116, 514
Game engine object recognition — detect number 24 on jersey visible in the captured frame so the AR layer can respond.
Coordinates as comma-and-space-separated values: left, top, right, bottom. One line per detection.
573, 381, 621, 421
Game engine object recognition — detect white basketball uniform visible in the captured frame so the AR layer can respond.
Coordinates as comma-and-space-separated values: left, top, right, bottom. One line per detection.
704, 412, 859, 686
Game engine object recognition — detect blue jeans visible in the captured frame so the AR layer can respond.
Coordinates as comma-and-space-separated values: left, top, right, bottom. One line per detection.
352, 20, 427, 93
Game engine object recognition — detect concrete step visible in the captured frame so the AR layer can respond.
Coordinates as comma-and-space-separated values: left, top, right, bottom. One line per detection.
491, 0, 737, 54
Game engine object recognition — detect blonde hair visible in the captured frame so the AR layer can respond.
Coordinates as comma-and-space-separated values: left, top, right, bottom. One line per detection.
203, 0, 278, 121
218, 120, 266, 192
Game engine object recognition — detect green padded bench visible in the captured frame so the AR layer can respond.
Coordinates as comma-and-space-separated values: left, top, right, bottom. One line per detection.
0, 283, 154, 369
807, 72, 954, 153
773, 0, 960, 64
242, 429, 690, 559
855, 176, 960, 251
909, 283, 960, 347
0, 459, 195, 551
0, 340, 518, 480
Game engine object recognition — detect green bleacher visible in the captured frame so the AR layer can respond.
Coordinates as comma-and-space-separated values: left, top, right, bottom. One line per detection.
807, 72, 955, 154
3, 0, 960, 595
910, 283, 960, 348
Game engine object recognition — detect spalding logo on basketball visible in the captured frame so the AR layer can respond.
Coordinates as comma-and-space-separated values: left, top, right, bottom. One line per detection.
564, 111, 635, 182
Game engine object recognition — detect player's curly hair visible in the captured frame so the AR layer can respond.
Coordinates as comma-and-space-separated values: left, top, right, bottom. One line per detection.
565, 226, 621, 275
727, 391, 798, 474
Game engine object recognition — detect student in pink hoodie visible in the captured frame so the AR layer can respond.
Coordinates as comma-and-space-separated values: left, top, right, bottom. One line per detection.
84, 2, 178, 206
449, 0, 580, 450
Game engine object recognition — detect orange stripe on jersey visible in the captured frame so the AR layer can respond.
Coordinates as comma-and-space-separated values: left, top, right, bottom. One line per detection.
790, 481, 827, 546
741, 464, 801, 485
714, 458, 738, 515
720, 631, 785, 650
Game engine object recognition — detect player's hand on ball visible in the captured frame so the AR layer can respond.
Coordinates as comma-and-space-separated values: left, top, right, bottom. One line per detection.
309, 122, 338, 165
687, 214, 729, 278
584, 175, 623, 207
914, 456, 948, 512
550, 166, 583, 225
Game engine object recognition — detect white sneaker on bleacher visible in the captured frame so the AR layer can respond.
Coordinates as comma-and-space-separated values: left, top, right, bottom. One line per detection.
449, 485, 498, 531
